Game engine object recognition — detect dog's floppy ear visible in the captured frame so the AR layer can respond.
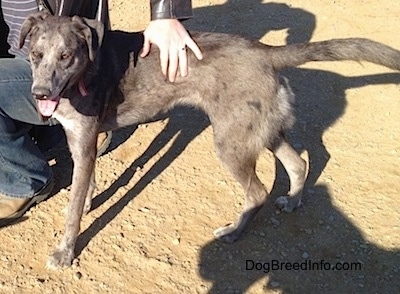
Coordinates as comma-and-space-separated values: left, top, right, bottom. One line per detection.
71, 16, 104, 62
19, 11, 51, 49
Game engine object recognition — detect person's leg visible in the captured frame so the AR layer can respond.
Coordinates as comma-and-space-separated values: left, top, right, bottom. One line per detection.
0, 58, 54, 220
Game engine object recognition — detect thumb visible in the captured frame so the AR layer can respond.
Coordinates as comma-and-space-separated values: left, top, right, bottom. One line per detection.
186, 38, 203, 60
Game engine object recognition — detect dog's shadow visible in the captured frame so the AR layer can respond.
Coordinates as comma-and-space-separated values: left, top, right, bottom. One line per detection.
195, 67, 400, 293
68, 106, 208, 254
198, 183, 400, 293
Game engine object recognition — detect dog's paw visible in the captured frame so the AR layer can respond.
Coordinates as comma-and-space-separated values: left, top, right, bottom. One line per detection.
275, 196, 302, 213
213, 223, 240, 243
46, 248, 74, 270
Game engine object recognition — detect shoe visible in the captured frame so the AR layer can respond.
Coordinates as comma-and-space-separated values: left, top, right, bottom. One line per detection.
96, 131, 112, 157
0, 180, 54, 222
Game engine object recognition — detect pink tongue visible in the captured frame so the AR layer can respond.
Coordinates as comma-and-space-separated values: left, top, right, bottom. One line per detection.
37, 97, 60, 117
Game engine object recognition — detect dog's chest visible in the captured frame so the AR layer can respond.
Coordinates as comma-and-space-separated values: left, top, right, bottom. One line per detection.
52, 98, 97, 132
52, 112, 76, 132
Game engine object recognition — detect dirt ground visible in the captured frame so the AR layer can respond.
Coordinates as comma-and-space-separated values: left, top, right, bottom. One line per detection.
1, 0, 399, 293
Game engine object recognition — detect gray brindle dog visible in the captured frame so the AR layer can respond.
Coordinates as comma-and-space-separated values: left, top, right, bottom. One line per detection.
19, 11, 400, 269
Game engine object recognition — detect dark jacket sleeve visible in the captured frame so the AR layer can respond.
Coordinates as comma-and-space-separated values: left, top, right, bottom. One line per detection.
150, 0, 193, 20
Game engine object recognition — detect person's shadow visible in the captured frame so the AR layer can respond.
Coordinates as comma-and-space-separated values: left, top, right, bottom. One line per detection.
186, 0, 316, 44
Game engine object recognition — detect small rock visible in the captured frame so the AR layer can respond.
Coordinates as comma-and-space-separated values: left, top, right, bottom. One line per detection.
293, 143, 303, 149
302, 252, 309, 259
112, 244, 122, 250
259, 232, 266, 237
71, 259, 80, 269
270, 217, 280, 226
304, 229, 312, 234
270, 281, 280, 288
138, 207, 150, 213
130, 141, 141, 147
172, 238, 180, 245
73, 272, 83, 280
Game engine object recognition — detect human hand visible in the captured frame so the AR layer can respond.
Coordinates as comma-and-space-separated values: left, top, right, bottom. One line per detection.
141, 18, 203, 82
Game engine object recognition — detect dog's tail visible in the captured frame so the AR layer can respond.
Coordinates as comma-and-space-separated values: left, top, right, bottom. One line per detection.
269, 38, 400, 71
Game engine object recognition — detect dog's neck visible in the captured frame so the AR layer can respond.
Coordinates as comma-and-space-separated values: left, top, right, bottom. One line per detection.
69, 60, 99, 98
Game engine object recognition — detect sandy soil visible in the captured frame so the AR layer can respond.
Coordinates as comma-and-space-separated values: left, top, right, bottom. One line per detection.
1, 1, 399, 293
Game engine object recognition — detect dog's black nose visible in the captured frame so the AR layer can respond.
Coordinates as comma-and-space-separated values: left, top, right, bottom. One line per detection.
32, 87, 51, 100
33, 94, 48, 100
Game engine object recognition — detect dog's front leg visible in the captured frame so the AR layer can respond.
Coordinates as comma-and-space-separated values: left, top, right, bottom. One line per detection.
46, 123, 98, 270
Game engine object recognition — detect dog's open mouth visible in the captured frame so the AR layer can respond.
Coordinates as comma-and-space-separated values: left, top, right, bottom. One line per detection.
36, 96, 61, 119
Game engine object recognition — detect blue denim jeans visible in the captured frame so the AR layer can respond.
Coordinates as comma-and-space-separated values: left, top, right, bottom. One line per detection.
0, 58, 59, 198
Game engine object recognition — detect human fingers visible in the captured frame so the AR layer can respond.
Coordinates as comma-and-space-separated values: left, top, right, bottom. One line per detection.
178, 46, 188, 78
160, 47, 169, 78
168, 47, 180, 82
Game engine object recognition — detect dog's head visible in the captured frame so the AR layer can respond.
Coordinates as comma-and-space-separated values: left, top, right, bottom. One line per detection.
19, 11, 104, 120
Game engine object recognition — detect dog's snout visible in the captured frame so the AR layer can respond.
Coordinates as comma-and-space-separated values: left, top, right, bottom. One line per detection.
32, 86, 51, 100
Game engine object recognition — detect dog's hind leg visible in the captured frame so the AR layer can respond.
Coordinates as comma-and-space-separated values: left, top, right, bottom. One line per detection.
212, 139, 268, 243
271, 133, 308, 212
